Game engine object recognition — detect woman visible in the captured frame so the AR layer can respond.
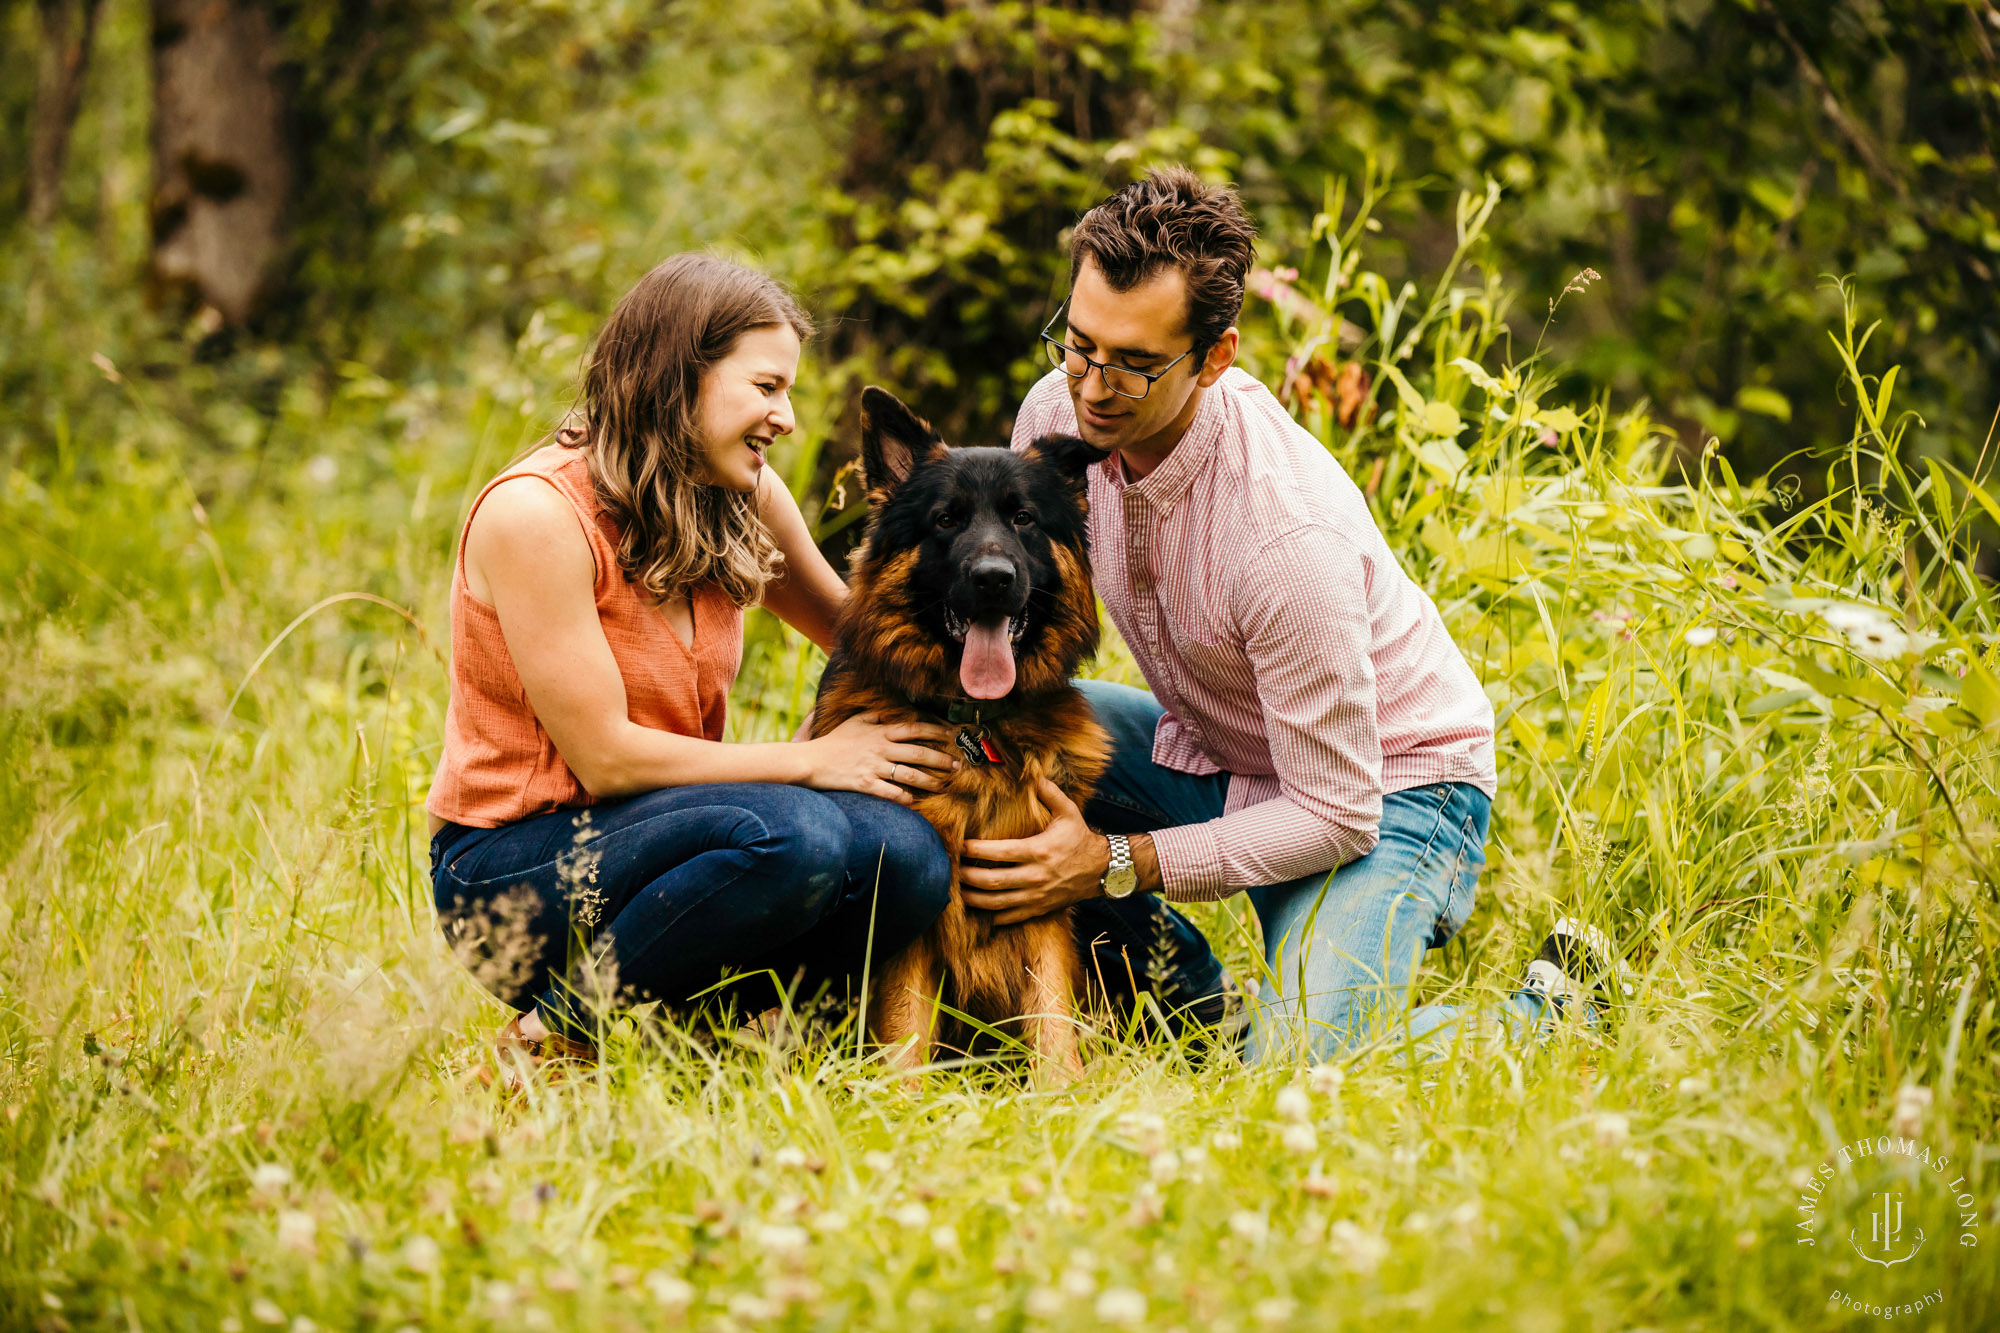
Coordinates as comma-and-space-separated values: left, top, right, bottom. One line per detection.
426, 253, 959, 1071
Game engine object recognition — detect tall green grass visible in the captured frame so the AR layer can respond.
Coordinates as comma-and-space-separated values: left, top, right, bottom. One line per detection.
2, 186, 1995, 1330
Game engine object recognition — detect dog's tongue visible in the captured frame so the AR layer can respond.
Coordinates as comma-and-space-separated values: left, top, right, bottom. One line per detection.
960, 616, 1016, 699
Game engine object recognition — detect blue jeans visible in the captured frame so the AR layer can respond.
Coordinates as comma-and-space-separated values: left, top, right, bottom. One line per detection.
430, 784, 952, 1042
1072, 680, 1554, 1061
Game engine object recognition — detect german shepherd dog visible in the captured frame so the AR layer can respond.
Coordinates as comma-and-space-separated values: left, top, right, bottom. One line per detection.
811, 387, 1108, 1084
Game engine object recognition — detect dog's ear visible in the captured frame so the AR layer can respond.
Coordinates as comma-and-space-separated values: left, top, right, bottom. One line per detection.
1024, 432, 1105, 497
859, 386, 942, 495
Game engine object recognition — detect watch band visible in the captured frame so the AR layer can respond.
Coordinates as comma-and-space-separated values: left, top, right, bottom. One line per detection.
1101, 833, 1138, 898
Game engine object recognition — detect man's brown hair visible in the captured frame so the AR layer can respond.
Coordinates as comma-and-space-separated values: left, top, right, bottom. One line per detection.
1068, 165, 1257, 363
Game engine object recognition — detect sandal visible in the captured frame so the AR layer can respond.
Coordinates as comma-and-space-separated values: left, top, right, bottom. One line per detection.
471, 1014, 598, 1091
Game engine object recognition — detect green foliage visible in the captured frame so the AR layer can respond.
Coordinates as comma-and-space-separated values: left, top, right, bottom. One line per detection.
1197, 0, 2000, 477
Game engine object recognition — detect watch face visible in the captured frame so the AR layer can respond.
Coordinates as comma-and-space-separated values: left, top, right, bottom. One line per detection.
1106, 867, 1139, 898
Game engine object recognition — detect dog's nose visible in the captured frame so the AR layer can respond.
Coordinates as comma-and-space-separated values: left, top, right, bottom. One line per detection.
970, 556, 1016, 597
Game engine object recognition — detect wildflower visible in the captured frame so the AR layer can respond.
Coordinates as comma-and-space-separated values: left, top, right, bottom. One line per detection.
1592, 1112, 1631, 1149
1717, 572, 1738, 590
251, 1299, 286, 1326
305, 455, 338, 486
1676, 1076, 1709, 1098
1821, 602, 1925, 658
1118, 1111, 1169, 1157
1148, 1149, 1181, 1185
1228, 1210, 1269, 1245
1683, 626, 1717, 647
276, 1210, 316, 1254
862, 1149, 896, 1173
1303, 1167, 1336, 1198
929, 1224, 960, 1253
754, 1223, 810, 1256
1734, 1229, 1758, 1251
1255, 1297, 1298, 1324
400, 1234, 440, 1274
250, 1163, 292, 1193
726, 1292, 777, 1321
484, 1281, 517, 1313
1060, 1266, 1098, 1299
1274, 1086, 1311, 1124
1307, 1064, 1345, 1096
1094, 1288, 1146, 1324
290, 1318, 317, 1333
773, 1145, 809, 1170
812, 1210, 850, 1233
891, 1201, 930, 1229
768, 1276, 822, 1306
1892, 1084, 1933, 1139
1449, 1201, 1481, 1230
1128, 1181, 1165, 1226
1281, 1121, 1318, 1155
1210, 1128, 1242, 1152
645, 1272, 694, 1311
1025, 1287, 1065, 1318
1329, 1219, 1390, 1273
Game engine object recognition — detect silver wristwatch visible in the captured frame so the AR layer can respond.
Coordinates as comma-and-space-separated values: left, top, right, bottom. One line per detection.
1101, 833, 1138, 899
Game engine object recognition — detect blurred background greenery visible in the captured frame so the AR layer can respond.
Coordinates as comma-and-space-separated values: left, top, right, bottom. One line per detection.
5, 0, 1997, 501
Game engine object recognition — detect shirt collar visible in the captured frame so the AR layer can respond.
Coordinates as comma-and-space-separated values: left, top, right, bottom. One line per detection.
1100, 380, 1223, 516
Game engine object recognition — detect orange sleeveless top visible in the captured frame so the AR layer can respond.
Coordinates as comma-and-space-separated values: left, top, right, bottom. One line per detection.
425, 441, 745, 828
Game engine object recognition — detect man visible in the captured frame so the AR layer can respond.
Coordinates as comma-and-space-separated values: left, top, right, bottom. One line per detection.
959, 166, 1611, 1060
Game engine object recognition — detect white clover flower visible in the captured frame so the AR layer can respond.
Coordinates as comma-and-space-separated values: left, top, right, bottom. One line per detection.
1592, 1111, 1631, 1149
1892, 1084, 1933, 1139
400, 1234, 439, 1274
1254, 1296, 1298, 1324
862, 1148, 896, 1173
1683, 626, 1718, 647
1059, 1266, 1098, 1299
773, 1145, 809, 1170
250, 1163, 292, 1193
1094, 1288, 1146, 1324
1025, 1287, 1065, 1318
1118, 1111, 1169, 1157
1280, 1121, 1318, 1155
275, 1210, 316, 1255
726, 1292, 777, 1321
1307, 1064, 1345, 1096
1329, 1219, 1390, 1273
1148, 1149, 1181, 1185
1228, 1210, 1269, 1245
1210, 1128, 1242, 1152
645, 1272, 694, 1311
1274, 1086, 1312, 1124
929, 1224, 960, 1253
890, 1201, 931, 1229
250, 1299, 285, 1326
289, 1318, 317, 1333
754, 1223, 810, 1255
1676, 1076, 1709, 1098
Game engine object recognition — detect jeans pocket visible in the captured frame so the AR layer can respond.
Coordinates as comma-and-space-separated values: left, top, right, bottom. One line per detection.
1427, 813, 1482, 949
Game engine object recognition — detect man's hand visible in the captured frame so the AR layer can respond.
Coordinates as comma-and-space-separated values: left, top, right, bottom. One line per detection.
959, 778, 1110, 926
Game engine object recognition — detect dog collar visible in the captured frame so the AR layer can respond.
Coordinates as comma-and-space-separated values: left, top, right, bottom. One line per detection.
899, 689, 1016, 727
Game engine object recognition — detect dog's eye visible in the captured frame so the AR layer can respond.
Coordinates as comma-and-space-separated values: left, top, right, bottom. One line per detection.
935, 512, 958, 530
1011, 510, 1036, 528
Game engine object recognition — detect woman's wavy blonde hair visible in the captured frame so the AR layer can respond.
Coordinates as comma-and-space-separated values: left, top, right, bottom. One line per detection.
569, 253, 814, 608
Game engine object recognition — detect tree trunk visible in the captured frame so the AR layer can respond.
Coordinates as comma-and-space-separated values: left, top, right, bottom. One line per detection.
148, 0, 292, 327
26, 0, 106, 229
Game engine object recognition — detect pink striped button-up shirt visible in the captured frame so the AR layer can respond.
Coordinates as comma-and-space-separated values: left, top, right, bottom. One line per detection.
1011, 367, 1497, 902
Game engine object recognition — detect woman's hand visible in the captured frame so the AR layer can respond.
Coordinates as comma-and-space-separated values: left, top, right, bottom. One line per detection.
801, 712, 961, 804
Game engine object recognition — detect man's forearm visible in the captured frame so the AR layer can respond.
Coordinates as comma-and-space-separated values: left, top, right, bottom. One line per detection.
1130, 832, 1165, 896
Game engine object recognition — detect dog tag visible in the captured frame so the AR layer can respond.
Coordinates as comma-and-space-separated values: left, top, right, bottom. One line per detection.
955, 726, 1000, 766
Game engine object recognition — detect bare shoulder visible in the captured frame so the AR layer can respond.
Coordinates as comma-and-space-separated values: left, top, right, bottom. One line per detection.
464, 474, 594, 602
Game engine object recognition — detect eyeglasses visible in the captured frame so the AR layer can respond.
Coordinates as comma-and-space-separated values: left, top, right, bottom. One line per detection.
1039, 301, 1195, 401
